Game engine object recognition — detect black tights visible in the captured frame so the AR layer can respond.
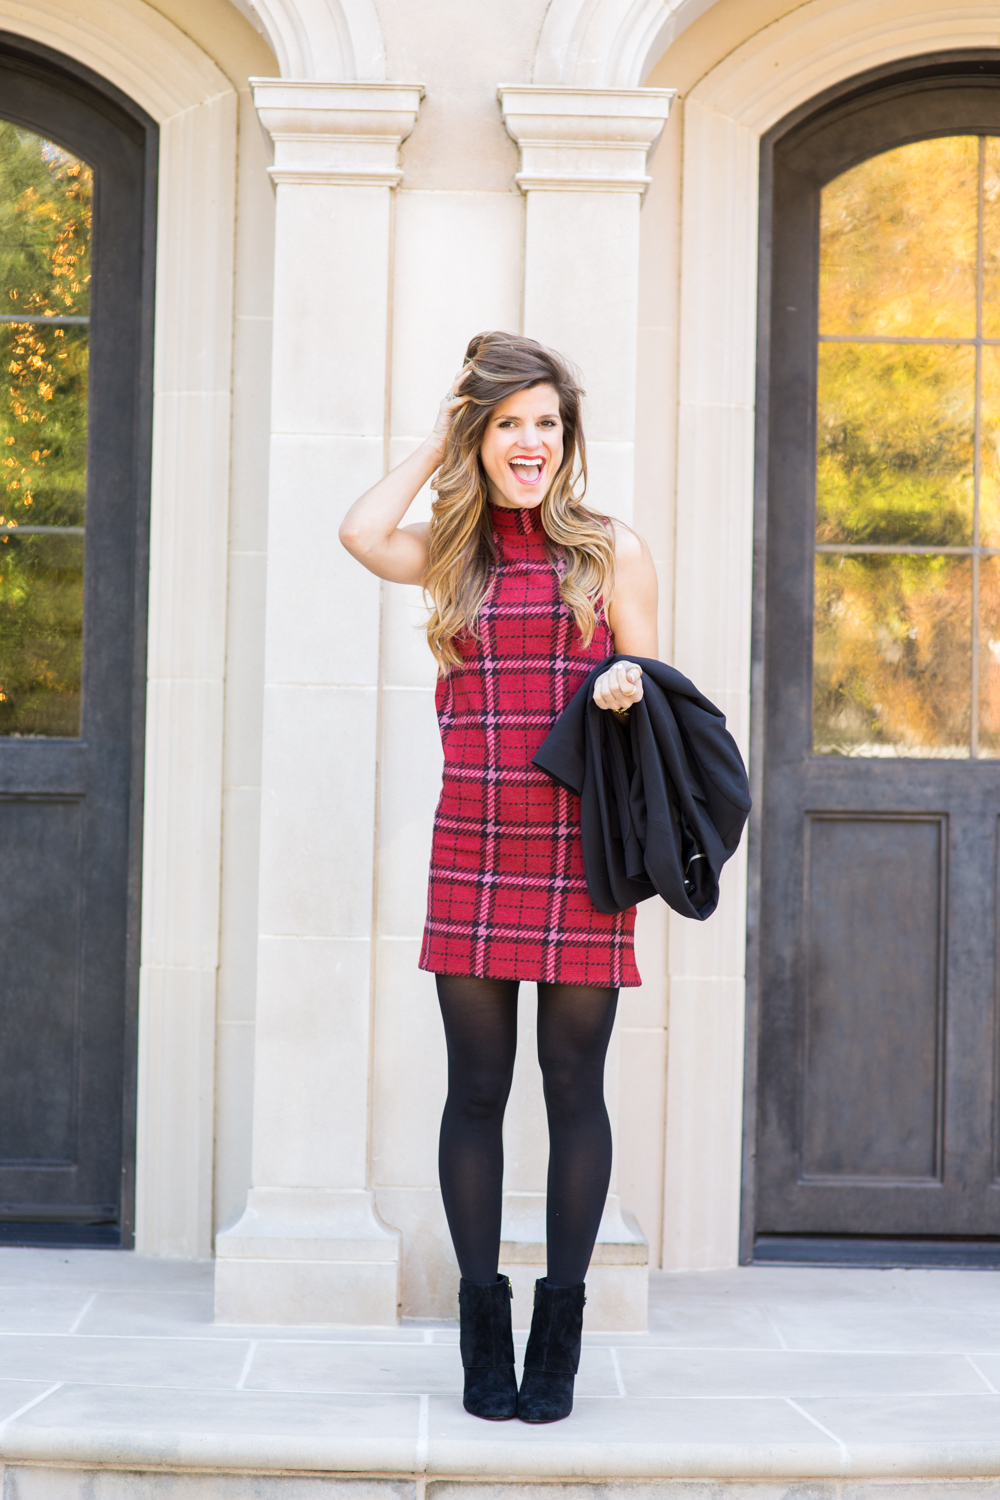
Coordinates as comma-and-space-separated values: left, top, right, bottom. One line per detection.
436, 974, 618, 1288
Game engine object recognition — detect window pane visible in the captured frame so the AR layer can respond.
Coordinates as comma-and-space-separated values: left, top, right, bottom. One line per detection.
0, 533, 84, 736
978, 556, 1000, 757
979, 343, 1000, 546
0, 121, 91, 318
981, 137, 1000, 339
819, 137, 978, 338
814, 554, 971, 757
0, 323, 88, 527
816, 342, 974, 545
0, 122, 90, 737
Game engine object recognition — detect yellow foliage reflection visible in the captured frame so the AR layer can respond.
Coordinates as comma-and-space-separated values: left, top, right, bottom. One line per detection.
814, 134, 1000, 758
0, 122, 90, 736
817, 342, 974, 548
815, 555, 971, 755
819, 137, 978, 338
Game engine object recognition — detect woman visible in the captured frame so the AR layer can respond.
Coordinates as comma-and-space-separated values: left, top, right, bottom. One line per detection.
339, 332, 658, 1424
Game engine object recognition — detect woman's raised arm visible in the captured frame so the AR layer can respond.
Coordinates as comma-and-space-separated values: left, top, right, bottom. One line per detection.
338, 381, 468, 585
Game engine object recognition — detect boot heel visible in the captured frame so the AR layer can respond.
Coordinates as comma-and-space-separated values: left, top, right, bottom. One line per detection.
459, 1275, 518, 1420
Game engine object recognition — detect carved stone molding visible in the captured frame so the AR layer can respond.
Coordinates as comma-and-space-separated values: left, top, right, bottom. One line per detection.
531, 0, 716, 89
231, 0, 388, 83
252, 79, 424, 188
498, 85, 675, 195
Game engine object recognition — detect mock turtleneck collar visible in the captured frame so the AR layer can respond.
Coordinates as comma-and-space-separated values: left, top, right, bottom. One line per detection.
488, 500, 544, 534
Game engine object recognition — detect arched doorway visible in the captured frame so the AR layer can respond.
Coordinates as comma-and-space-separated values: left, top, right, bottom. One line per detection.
755, 57, 1000, 1262
0, 38, 155, 1246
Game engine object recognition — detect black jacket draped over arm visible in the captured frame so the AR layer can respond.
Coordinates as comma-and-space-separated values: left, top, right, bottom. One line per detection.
532, 654, 751, 921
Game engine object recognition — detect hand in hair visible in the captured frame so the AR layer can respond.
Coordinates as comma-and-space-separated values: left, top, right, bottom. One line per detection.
338, 367, 472, 585
430, 368, 472, 453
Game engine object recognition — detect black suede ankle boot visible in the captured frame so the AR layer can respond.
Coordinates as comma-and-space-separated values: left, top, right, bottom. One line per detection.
517, 1278, 586, 1423
458, 1274, 518, 1419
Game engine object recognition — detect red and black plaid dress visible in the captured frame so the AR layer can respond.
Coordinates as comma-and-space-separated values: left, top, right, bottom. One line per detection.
418, 500, 640, 988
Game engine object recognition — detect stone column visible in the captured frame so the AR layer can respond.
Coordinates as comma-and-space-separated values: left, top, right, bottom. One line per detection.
497, 85, 674, 1331
215, 80, 423, 1327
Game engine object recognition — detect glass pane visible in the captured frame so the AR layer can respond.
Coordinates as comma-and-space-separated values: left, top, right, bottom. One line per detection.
0, 122, 90, 737
816, 342, 974, 545
814, 554, 971, 757
0, 323, 88, 528
982, 137, 1000, 338
980, 343, 1000, 546
0, 121, 91, 318
0, 533, 84, 736
979, 557, 1000, 757
819, 137, 978, 338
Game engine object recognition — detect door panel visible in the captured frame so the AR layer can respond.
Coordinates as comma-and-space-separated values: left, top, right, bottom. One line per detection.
802, 815, 945, 1184
0, 45, 154, 1244
756, 68, 1000, 1249
0, 798, 82, 1165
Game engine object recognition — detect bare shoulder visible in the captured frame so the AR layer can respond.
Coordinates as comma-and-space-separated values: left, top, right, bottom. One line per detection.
603, 517, 658, 654
607, 518, 653, 569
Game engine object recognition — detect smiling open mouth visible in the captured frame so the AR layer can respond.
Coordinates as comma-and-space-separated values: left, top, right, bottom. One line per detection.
509, 457, 544, 485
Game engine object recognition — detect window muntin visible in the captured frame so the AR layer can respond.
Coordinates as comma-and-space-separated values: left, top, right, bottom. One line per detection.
0, 121, 90, 737
814, 134, 1000, 757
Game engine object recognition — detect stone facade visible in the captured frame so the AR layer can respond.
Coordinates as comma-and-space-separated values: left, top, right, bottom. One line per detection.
5, 0, 986, 1325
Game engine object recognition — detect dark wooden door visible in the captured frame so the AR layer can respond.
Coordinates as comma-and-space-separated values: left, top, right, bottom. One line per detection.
756, 64, 1000, 1251
0, 42, 155, 1246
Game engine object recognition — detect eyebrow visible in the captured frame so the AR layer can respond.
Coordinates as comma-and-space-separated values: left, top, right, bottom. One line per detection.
494, 410, 560, 421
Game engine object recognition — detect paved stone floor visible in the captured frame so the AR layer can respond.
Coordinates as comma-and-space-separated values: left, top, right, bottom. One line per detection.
4, 1248, 1000, 1490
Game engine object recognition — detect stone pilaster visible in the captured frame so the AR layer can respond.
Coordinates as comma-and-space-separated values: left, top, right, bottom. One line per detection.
214, 80, 423, 1326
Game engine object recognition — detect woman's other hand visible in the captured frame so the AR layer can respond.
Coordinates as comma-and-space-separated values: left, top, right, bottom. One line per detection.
593, 661, 643, 712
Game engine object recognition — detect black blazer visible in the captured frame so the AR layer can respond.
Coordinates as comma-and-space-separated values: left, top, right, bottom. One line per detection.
532, 655, 751, 920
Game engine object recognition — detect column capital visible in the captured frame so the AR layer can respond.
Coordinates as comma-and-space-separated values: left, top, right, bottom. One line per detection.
498, 84, 675, 195
251, 79, 425, 188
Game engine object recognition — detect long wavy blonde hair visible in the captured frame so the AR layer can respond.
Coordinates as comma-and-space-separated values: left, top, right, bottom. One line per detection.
424, 331, 616, 672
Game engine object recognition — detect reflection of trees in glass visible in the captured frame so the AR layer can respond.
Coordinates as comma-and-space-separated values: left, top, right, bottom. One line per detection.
0, 535, 84, 735
0, 121, 90, 735
815, 555, 970, 755
817, 343, 974, 547
819, 137, 978, 338
978, 558, 1000, 754
814, 136, 1000, 757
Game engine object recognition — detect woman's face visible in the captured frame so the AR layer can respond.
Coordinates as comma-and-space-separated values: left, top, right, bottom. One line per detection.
478, 383, 564, 510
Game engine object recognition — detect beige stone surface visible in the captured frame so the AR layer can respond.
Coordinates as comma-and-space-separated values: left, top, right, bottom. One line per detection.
371, 943, 445, 1190
389, 190, 523, 439
5, 1251, 1000, 1485
379, 0, 543, 190
214, 1254, 401, 1326
376, 1184, 459, 1321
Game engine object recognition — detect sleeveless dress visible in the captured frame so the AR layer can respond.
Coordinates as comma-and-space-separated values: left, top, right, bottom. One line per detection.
418, 500, 641, 988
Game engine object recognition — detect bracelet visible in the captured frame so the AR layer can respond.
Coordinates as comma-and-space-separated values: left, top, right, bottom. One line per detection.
612, 706, 631, 725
